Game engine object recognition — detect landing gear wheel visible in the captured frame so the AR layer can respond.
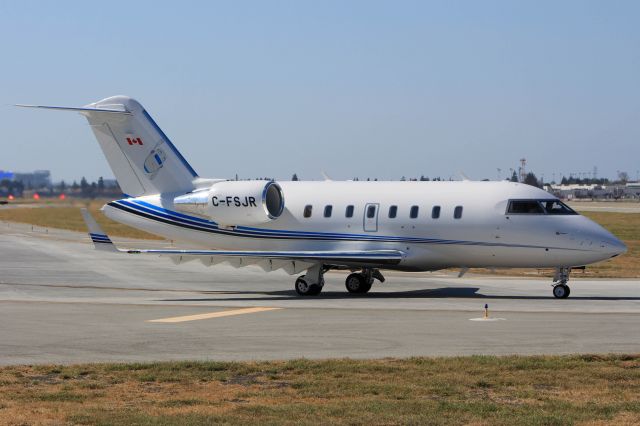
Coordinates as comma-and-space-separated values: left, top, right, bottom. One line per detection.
295, 276, 322, 296
553, 284, 570, 299
345, 273, 372, 294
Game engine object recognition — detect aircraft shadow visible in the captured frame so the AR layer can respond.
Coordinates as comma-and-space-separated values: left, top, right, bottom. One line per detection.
158, 287, 640, 302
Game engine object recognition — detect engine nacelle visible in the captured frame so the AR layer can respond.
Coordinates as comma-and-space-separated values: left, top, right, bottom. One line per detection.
173, 181, 285, 226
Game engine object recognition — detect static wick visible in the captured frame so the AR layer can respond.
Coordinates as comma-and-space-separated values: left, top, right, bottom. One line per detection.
484, 303, 489, 319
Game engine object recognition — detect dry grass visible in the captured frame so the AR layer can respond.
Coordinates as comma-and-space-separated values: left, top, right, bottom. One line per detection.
0, 199, 161, 240
0, 356, 639, 425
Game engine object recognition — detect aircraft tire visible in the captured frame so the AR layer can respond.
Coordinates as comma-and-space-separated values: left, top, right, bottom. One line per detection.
345, 273, 371, 294
295, 276, 322, 296
295, 276, 310, 296
553, 284, 570, 299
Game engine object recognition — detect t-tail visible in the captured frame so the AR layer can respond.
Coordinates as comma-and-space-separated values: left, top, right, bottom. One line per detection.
17, 96, 198, 197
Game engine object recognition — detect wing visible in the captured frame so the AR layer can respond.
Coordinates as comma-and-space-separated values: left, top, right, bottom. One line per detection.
80, 209, 404, 274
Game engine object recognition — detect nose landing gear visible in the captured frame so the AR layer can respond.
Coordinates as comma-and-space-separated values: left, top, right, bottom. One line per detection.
552, 267, 571, 299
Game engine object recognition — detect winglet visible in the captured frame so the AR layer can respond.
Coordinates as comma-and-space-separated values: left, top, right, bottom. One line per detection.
80, 208, 118, 252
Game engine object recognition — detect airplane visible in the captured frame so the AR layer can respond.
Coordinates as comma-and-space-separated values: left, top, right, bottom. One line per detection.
18, 96, 627, 298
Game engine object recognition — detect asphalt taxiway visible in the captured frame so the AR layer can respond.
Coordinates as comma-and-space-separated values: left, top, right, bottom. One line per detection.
1, 221, 639, 365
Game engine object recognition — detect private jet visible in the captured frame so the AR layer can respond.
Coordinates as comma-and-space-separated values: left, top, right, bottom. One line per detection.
19, 96, 626, 298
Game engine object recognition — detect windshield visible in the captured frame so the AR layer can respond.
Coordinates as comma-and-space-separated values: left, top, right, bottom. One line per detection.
540, 200, 577, 215
507, 199, 577, 215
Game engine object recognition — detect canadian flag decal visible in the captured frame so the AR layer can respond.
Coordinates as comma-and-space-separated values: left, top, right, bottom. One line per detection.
127, 137, 143, 146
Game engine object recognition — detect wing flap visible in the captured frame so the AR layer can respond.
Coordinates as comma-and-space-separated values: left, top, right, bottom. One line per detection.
126, 248, 404, 266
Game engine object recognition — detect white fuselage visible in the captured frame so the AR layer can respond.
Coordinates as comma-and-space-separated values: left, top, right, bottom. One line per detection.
102, 180, 625, 271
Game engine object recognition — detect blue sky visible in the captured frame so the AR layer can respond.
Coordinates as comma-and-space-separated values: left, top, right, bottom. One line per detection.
1, 0, 639, 183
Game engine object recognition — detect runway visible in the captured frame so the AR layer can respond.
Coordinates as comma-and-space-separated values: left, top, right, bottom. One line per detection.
1, 222, 639, 365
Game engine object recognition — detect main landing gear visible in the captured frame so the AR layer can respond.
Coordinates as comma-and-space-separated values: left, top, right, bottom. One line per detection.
294, 265, 385, 296
552, 267, 571, 299
345, 268, 385, 294
294, 264, 325, 296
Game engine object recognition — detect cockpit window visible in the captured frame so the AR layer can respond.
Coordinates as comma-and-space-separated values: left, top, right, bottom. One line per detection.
506, 199, 577, 215
507, 200, 545, 214
540, 200, 577, 215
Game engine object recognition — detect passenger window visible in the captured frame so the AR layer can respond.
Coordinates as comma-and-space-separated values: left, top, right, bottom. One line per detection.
303, 205, 312, 218
540, 200, 577, 215
324, 205, 332, 218
454, 206, 463, 219
507, 200, 544, 214
410, 205, 419, 219
388, 205, 397, 218
345, 205, 354, 218
432, 206, 441, 219
367, 205, 376, 219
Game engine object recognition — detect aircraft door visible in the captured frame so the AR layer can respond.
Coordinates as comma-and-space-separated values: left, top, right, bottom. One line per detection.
363, 203, 379, 232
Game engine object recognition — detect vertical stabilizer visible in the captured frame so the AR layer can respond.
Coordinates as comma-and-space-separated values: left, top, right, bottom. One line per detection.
83, 96, 198, 196
18, 96, 198, 196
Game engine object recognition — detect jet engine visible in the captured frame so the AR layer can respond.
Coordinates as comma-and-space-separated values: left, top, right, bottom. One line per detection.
173, 180, 285, 226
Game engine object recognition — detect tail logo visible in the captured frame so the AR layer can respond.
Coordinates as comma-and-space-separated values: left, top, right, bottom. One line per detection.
143, 146, 167, 179
127, 137, 144, 146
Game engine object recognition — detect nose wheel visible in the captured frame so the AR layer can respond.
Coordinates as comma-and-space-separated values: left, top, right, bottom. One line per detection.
552, 267, 571, 299
553, 283, 570, 299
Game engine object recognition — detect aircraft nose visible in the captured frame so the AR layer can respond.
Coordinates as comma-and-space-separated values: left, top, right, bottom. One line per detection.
592, 226, 626, 258
603, 236, 627, 257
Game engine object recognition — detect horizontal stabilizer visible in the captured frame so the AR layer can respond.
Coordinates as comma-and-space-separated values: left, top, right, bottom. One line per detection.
15, 104, 131, 115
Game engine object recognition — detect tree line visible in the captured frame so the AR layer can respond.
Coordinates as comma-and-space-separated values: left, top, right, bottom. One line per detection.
0, 177, 122, 198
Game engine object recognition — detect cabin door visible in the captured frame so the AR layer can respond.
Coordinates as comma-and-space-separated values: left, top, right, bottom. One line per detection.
363, 203, 379, 232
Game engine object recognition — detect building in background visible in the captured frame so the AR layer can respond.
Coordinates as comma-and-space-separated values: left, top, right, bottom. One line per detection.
545, 182, 640, 200
0, 170, 14, 181
12, 170, 51, 189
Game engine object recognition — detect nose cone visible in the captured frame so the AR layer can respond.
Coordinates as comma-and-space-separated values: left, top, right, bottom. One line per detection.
601, 234, 627, 258
584, 220, 627, 259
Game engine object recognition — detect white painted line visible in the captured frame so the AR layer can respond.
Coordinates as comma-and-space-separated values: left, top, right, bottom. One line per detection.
148, 307, 282, 323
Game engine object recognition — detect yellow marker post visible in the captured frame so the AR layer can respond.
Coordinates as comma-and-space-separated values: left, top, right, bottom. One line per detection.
484, 304, 489, 319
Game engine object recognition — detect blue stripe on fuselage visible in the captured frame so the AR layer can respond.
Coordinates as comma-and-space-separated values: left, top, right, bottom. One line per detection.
106, 198, 586, 251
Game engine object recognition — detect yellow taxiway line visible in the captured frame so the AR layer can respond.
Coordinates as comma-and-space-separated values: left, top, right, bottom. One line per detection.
147, 307, 282, 323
